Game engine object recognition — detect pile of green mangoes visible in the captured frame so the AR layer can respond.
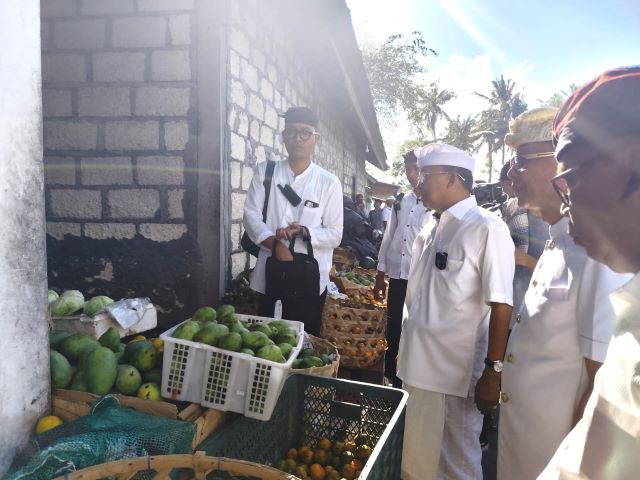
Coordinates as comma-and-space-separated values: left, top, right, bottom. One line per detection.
337, 271, 375, 287
291, 347, 335, 369
49, 327, 164, 400
170, 305, 299, 364
48, 289, 114, 317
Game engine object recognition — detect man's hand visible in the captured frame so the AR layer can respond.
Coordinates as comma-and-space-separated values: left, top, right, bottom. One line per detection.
474, 369, 501, 414
283, 222, 302, 239
373, 272, 387, 300
274, 241, 294, 261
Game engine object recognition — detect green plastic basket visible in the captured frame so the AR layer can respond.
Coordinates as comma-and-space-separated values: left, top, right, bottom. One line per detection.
199, 373, 408, 479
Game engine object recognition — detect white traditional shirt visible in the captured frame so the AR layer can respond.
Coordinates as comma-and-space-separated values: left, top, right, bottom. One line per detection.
397, 195, 515, 397
538, 273, 640, 480
498, 217, 632, 480
243, 160, 343, 295
377, 191, 431, 280
382, 206, 392, 223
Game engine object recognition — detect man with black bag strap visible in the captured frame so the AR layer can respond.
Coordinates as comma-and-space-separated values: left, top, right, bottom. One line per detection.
242, 107, 343, 335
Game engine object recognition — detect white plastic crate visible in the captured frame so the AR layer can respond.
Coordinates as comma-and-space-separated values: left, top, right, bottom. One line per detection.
160, 314, 304, 421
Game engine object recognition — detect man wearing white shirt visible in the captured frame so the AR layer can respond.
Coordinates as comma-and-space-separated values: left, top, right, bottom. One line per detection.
538, 66, 640, 480
373, 149, 431, 387
382, 196, 394, 231
243, 107, 343, 335
398, 143, 514, 480
497, 108, 631, 480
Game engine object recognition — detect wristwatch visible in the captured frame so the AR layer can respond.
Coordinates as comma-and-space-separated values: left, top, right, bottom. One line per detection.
484, 357, 503, 373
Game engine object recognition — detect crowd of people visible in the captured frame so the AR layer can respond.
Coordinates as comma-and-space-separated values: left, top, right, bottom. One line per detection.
242, 65, 640, 479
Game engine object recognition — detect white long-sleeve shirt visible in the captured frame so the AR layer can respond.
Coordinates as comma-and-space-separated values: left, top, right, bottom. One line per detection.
377, 191, 431, 279
243, 159, 343, 295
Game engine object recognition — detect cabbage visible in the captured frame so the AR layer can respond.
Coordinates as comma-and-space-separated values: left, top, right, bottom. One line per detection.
47, 290, 59, 305
50, 293, 85, 316
61, 290, 84, 300
83, 295, 114, 317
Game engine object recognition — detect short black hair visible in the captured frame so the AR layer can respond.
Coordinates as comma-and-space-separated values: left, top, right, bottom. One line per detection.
444, 166, 474, 192
403, 150, 417, 163
499, 162, 511, 182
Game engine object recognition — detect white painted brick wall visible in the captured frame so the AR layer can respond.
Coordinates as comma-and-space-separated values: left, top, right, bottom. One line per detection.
93, 52, 145, 82
135, 86, 190, 116
237, 111, 249, 136
168, 15, 191, 46
164, 121, 189, 150
241, 59, 258, 92
231, 191, 245, 221
46, 222, 82, 240
54, 19, 106, 50
139, 223, 187, 241
50, 189, 102, 219
138, 0, 194, 12
230, 79, 246, 108
45, 121, 98, 150
137, 156, 185, 185
230, 28, 250, 59
231, 252, 247, 277
229, 49, 240, 77
44, 157, 76, 185
81, 0, 135, 15
78, 86, 131, 117
105, 121, 159, 150
167, 189, 185, 219
80, 157, 133, 185
84, 223, 136, 240
151, 50, 191, 81
108, 189, 160, 218
230, 160, 242, 189
112, 17, 166, 48
43, 89, 72, 117
41, 0, 78, 18
42, 54, 86, 83
248, 93, 264, 119
230, 132, 246, 161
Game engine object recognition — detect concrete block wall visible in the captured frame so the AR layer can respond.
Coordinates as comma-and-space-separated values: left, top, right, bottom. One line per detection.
225, 0, 368, 277
41, 0, 198, 320
42, 0, 194, 244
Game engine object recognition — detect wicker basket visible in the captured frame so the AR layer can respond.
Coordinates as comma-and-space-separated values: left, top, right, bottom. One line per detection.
53, 451, 299, 479
290, 335, 340, 378
320, 298, 387, 368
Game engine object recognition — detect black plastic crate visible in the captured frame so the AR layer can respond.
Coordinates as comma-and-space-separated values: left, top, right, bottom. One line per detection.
199, 373, 408, 479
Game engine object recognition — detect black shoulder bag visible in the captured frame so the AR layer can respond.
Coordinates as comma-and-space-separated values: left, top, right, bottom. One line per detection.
241, 160, 276, 257
265, 233, 320, 302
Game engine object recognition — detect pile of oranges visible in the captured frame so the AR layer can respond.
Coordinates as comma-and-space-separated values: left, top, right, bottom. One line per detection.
273, 434, 373, 480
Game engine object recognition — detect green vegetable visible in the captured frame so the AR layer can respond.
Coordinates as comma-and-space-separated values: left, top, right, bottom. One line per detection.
50, 291, 85, 316
83, 295, 114, 317
48, 290, 59, 304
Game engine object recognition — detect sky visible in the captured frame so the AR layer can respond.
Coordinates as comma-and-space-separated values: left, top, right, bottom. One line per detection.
346, 0, 640, 178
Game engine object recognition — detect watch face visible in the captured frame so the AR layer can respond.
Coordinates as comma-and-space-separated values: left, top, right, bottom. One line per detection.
494, 361, 503, 373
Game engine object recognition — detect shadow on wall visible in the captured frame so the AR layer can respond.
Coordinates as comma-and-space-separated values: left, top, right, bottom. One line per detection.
46, 234, 202, 329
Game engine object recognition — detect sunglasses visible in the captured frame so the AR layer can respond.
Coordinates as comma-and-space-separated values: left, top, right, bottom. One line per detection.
282, 128, 318, 142
509, 151, 555, 172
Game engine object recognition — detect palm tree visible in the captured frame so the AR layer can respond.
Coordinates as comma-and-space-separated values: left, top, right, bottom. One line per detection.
442, 115, 480, 154
411, 82, 456, 141
474, 75, 528, 169
539, 83, 579, 108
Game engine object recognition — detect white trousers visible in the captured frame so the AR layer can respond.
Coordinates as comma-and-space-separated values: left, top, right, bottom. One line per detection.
401, 383, 483, 480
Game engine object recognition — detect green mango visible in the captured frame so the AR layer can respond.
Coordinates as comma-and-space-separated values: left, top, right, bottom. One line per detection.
241, 331, 270, 351
115, 365, 142, 395
303, 356, 324, 368
59, 334, 100, 362
172, 320, 202, 341
49, 330, 72, 349
99, 327, 121, 352
69, 369, 88, 392
192, 306, 217, 323
125, 340, 156, 372
50, 350, 72, 389
85, 346, 118, 395
142, 367, 163, 384
256, 344, 286, 363
218, 332, 242, 352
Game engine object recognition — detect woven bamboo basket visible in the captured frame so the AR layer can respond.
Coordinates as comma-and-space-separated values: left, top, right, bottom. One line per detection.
290, 335, 340, 377
53, 451, 299, 480
320, 298, 387, 368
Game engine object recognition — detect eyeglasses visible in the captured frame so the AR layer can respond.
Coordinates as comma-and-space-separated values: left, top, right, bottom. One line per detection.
282, 128, 318, 142
509, 151, 555, 172
551, 156, 599, 207
417, 171, 465, 184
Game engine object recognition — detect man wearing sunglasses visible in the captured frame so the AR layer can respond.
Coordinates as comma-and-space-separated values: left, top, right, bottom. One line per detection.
539, 66, 640, 480
243, 106, 343, 334
398, 143, 514, 480
498, 109, 631, 480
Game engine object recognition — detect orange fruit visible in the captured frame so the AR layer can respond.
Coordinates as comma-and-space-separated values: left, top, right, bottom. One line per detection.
354, 444, 372, 460
309, 463, 326, 480
344, 440, 356, 452
35, 415, 63, 434
299, 447, 315, 465
314, 449, 329, 466
294, 464, 309, 479
287, 448, 298, 459
352, 459, 364, 471
339, 462, 357, 480
318, 437, 332, 451
332, 441, 345, 455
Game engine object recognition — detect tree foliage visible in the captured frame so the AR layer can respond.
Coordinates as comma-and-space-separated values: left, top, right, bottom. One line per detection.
539, 83, 578, 108
411, 82, 456, 140
361, 32, 437, 123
